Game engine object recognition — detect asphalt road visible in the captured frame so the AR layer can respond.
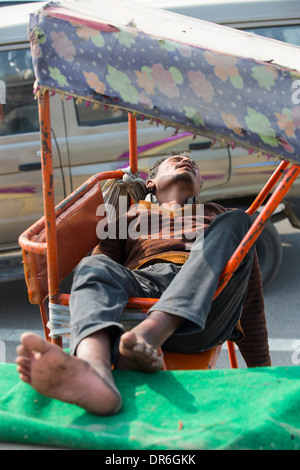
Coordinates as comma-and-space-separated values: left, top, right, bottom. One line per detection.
220, 217, 300, 368
0, 217, 299, 368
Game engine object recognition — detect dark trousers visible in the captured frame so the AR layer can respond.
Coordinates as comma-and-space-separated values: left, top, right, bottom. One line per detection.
69, 210, 254, 360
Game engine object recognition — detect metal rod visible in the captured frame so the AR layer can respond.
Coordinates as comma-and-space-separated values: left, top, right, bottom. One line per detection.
38, 90, 60, 303
247, 160, 289, 215
39, 303, 50, 342
214, 162, 300, 299
227, 341, 238, 368
128, 113, 138, 174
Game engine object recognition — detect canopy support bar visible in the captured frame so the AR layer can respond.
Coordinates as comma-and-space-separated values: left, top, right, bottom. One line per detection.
215, 162, 300, 298
247, 160, 290, 215
128, 113, 138, 174
38, 91, 60, 305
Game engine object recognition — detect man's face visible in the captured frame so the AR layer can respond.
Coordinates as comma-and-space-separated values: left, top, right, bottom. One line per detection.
148, 155, 203, 197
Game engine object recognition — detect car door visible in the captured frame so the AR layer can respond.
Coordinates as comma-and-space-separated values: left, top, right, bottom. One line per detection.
62, 98, 231, 195
0, 45, 70, 250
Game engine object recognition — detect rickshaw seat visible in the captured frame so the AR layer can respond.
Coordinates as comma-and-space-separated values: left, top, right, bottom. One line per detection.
19, 173, 228, 370
21, 178, 104, 306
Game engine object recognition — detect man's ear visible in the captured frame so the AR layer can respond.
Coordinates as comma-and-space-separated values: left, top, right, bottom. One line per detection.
146, 180, 155, 192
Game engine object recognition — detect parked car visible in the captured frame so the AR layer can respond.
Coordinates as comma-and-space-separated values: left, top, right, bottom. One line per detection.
0, 0, 300, 284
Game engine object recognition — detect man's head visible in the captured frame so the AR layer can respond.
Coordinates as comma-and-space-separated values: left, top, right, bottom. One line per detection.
147, 151, 203, 202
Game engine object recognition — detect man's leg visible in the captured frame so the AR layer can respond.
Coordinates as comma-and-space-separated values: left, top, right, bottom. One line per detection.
69, 254, 170, 364
127, 210, 255, 354
16, 255, 169, 414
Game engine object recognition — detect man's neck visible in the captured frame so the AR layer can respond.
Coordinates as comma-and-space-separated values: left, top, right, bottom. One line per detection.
154, 188, 197, 210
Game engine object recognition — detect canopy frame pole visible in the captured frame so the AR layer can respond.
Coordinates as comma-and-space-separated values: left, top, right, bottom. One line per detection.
38, 91, 61, 345
215, 162, 300, 299
128, 113, 138, 174
246, 160, 290, 215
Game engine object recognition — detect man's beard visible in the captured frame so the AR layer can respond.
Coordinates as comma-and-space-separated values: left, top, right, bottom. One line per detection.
173, 172, 194, 186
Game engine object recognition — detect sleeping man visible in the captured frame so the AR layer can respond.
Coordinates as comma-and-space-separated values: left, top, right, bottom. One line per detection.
16, 152, 271, 415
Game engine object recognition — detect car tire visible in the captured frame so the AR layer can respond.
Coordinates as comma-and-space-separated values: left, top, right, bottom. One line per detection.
250, 212, 282, 287
229, 205, 283, 287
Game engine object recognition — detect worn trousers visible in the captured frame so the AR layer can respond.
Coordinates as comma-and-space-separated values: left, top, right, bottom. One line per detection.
69, 210, 255, 360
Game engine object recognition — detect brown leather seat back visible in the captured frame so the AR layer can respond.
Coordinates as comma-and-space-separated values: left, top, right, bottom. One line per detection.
22, 182, 105, 305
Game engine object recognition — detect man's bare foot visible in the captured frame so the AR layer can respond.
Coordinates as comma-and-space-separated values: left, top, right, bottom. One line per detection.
15, 332, 121, 416
115, 310, 184, 372
115, 331, 164, 373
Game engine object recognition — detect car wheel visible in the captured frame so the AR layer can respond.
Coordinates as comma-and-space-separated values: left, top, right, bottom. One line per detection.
251, 212, 282, 287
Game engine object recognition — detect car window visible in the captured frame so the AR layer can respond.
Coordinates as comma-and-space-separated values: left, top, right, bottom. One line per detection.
75, 101, 127, 126
0, 48, 38, 135
245, 24, 300, 47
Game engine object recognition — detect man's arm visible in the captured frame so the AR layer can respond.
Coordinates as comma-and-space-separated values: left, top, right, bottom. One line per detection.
236, 251, 272, 367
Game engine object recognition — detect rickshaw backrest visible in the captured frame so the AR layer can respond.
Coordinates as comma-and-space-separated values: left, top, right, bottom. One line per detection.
22, 181, 104, 305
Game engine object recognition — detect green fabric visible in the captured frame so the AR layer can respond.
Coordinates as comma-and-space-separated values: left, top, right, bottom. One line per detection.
0, 364, 299, 450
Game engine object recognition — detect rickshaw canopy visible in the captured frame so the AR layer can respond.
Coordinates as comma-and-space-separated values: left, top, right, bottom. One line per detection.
28, 0, 300, 164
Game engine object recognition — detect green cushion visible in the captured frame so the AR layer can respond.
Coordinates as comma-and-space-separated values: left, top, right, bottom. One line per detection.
0, 364, 299, 450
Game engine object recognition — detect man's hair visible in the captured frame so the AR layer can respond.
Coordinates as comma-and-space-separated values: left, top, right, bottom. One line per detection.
147, 151, 192, 181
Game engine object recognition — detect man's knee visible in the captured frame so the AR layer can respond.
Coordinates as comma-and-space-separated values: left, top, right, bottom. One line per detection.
199, 209, 252, 250
73, 254, 118, 283
76, 254, 113, 270
225, 208, 251, 225
216, 209, 252, 234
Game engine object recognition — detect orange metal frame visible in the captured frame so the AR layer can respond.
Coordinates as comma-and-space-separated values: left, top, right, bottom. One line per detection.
19, 90, 300, 369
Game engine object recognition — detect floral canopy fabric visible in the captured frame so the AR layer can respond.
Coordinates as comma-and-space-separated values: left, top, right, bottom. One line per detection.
28, 0, 300, 164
